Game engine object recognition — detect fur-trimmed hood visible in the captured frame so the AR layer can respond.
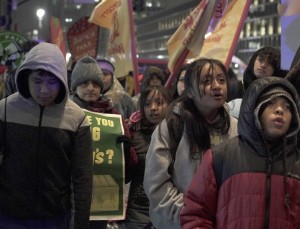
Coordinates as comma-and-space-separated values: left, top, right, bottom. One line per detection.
238, 77, 300, 157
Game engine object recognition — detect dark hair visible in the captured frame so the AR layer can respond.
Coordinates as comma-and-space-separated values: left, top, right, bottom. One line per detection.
22, 40, 39, 53
170, 64, 188, 100
139, 85, 172, 119
162, 58, 230, 171
140, 66, 167, 92
227, 68, 244, 101
243, 47, 283, 91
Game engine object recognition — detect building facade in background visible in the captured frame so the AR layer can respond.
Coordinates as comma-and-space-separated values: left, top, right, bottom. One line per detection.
0, 0, 280, 66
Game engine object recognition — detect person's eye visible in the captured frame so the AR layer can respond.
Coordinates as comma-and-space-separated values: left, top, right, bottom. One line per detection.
284, 104, 291, 110
49, 79, 59, 85
218, 77, 226, 84
34, 79, 42, 84
201, 79, 211, 85
157, 101, 164, 106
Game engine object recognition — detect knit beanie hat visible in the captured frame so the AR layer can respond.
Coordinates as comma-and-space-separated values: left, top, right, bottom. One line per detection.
254, 86, 300, 138
71, 56, 104, 92
97, 59, 115, 75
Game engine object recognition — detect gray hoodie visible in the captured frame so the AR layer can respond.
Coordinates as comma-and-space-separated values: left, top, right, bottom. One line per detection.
0, 42, 93, 229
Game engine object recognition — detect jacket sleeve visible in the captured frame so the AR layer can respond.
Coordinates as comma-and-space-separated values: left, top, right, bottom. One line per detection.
180, 149, 217, 229
143, 119, 183, 225
72, 116, 93, 229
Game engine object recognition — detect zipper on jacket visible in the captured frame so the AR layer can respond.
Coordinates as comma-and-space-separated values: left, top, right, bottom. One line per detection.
264, 152, 272, 229
35, 105, 44, 216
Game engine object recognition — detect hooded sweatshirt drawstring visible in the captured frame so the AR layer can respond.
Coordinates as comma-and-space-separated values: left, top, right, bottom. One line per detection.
283, 138, 291, 211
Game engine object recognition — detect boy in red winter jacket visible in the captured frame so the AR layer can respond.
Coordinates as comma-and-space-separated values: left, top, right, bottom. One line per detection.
181, 77, 300, 229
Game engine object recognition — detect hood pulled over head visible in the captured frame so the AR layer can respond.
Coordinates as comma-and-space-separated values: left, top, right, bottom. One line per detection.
15, 42, 68, 104
238, 77, 300, 152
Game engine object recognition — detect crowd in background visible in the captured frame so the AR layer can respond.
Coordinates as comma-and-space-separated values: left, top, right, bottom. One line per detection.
1, 41, 300, 229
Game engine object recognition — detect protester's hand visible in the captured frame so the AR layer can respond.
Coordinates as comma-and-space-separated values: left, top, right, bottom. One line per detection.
116, 135, 132, 153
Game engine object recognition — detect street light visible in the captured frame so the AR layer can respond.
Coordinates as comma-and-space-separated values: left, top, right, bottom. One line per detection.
36, 8, 45, 28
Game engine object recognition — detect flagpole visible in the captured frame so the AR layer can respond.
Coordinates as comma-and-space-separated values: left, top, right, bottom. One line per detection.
165, 48, 189, 89
224, 0, 252, 68
127, 0, 139, 95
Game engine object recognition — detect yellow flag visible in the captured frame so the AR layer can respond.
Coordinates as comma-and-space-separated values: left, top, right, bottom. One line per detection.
89, 0, 135, 79
167, 0, 218, 73
89, 0, 120, 29
198, 0, 251, 68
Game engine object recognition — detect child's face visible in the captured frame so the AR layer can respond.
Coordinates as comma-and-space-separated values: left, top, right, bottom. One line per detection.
260, 97, 292, 140
190, 63, 227, 119
149, 76, 162, 87
28, 70, 61, 107
144, 90, 167, 124
253, 56, 274, 78
101, 70, 113, 92
76, 80, 101, 102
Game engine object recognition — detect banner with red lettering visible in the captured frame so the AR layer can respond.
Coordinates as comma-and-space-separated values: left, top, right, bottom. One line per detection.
167, 0, 218, 74
67, 17, 99, 61
165, 0, 226, 88
89, 0, 120, 29
89, 0, 138, 93
50, 16, 66, 58
197, 0, 251, 68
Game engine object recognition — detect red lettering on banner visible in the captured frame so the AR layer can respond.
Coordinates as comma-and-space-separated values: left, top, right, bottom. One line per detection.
220, 19, 227, 29
101, 0, 121, 18
108, 43, 125, 55
204, 34, 222, 43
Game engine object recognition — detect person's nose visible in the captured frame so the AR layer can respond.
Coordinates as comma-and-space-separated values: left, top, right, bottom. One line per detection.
211, 79, 221, 90
150, 102, 158, 110
40, 82, 50, 93
275, 104, 284, 115
260, 60, 267, 68
86, 82, 94, 90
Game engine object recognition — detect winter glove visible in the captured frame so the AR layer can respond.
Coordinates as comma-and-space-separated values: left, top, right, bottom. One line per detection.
116, 135, 132, 153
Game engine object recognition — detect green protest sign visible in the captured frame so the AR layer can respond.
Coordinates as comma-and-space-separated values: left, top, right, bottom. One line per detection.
0, 31, 27, 69
84, 110, 125, 220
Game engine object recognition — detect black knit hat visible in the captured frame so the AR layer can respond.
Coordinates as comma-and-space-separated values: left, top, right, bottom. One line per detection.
254, 86, 300, 138
71, 56, 104, 92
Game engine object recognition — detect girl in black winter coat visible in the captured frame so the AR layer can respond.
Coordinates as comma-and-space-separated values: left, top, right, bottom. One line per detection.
124, 85, 172, 229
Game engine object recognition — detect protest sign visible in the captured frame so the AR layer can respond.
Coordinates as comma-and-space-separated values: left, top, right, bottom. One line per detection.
84, 110, 126, 220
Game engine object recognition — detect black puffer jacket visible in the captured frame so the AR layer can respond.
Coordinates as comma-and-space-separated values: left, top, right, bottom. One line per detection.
125, 119, 156, 228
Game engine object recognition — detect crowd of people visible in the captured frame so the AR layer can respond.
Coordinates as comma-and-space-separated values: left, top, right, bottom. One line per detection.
1, 41, 300, 229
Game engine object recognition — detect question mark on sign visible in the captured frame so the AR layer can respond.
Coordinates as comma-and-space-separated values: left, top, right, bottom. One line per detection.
106, 149, 114, 164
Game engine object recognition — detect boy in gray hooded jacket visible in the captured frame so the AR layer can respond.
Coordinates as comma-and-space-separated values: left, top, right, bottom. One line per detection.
0, 42, 93, 229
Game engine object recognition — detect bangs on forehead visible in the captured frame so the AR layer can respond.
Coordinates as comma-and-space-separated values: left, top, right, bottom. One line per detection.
199, 62, 217, 78
147, 88, 161, 101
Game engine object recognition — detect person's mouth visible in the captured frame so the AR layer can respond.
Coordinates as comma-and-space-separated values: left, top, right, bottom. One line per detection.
211, 93, 223, 100
272, 117, 285, 126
